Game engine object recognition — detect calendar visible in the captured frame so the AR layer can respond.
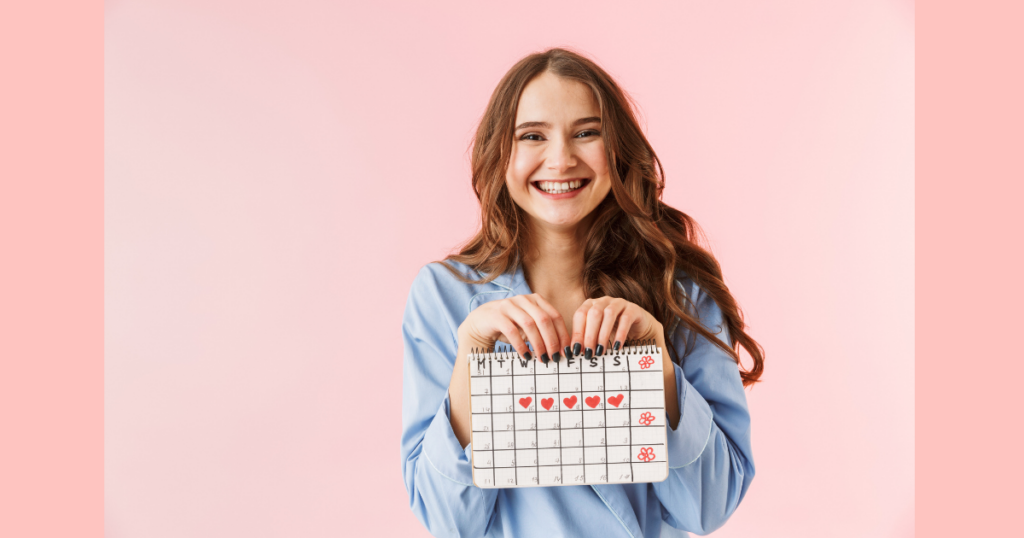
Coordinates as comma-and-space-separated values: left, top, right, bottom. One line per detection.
468, 342, 669, 488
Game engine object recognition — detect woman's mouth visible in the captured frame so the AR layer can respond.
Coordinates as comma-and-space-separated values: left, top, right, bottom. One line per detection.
532, 179, 590, 196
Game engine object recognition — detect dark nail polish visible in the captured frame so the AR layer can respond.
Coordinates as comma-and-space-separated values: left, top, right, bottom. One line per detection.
564, 346, 572, 359
613, 341, 621, 352
596, 344, 604, 356
540, 353, 549, 364
552, 351, 561, 363
585, 347, 593, 360
524, 351, 532, 360
572, 343, 581, 356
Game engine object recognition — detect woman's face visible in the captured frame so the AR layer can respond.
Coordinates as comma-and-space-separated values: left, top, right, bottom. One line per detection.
506, 71, 612, 232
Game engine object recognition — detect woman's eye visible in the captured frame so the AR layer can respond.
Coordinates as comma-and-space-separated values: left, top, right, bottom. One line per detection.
520, 133, 544, 141
576, 129, 600, 138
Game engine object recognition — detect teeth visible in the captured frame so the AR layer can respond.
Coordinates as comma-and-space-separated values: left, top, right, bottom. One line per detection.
538, 180, 585, 194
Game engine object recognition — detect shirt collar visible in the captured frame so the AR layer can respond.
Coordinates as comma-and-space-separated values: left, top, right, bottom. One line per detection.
491, 263, 533, 297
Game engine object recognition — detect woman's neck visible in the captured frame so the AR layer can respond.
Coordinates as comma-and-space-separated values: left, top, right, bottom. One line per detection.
524, 232, 584, 292
521, 217, 592, 329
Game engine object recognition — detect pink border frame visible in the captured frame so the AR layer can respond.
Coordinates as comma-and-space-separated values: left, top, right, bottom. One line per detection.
4, 1, 1024, 535
917, 1, 1024, 536
0, 1, 103, 536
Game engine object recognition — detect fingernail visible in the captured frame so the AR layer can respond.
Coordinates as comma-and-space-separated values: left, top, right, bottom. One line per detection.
585, 347, 593, 360
524, 351, 532, 360
572, 343, 581, 356
563, 346, 572, 359
613, 341, 621, 352
552, 351, 561, 363
596, 344, 604, 356
540, 353, 549, 364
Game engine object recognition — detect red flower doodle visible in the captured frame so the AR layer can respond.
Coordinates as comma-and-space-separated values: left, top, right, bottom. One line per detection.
639, 355, 655, 369
638, 412, 655, 426
637, 447, 655, 462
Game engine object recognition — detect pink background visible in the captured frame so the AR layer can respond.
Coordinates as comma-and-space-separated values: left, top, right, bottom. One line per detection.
104, 1, 914, 537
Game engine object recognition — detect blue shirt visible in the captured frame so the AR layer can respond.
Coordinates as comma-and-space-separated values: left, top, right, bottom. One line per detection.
401, 261, 754, 537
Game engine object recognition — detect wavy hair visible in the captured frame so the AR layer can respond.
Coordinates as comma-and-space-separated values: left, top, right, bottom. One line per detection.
444, 48, 763, 386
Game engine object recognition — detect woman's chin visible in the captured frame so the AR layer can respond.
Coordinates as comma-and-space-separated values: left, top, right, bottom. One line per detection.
528, 209, 590, 231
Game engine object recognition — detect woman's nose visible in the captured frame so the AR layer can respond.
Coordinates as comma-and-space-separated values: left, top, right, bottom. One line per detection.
545, 137, 577, 173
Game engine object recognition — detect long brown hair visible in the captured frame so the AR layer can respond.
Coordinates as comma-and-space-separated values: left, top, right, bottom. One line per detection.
444, 48, 764, 386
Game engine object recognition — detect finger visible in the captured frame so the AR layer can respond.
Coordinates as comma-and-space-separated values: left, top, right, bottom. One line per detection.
501, 302, 545, 360
496, 317, 530, 359
570, 299, 593, 357
494, 330, 528, 346
613, 307, 639, 351
529, 294, 571, 358
511, 295, 559, 363
582, 301, 606, 359
598, 300, 627, 355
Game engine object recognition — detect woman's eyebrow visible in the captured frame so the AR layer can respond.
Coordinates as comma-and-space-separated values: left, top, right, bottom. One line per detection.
514, 117, 602, 131
514, 121, 549, 130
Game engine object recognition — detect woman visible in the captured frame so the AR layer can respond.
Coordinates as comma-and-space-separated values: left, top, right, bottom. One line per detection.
400, 48, 763, 538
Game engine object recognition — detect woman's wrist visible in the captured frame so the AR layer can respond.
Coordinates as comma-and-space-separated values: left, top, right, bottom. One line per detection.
457, 328, 492, 353
457, 316, 492, 345
651, 319, 666, 348
448, 334, 475, 448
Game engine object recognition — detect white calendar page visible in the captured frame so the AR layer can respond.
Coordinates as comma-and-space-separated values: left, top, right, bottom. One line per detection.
468, 345, 669, 488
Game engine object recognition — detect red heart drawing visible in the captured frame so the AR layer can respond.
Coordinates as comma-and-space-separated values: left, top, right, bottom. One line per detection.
541, 398, 554, 410
585, 395, 601, 408
608, 394, 624, 407
519, 397, 532, 409
562, 395, 578, 409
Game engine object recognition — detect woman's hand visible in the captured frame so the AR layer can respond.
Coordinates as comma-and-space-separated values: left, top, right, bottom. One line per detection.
458, 294, 570, 363
449, 294, 570, 447
570, 296, 665, 357
571, 296, 679, 428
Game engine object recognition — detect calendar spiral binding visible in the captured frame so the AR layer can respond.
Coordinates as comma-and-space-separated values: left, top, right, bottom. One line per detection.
621, 339, 657, 354
469, 339, 659, 360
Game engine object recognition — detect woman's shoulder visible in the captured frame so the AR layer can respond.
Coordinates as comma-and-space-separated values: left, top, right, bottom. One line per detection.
406, 259, 514, 317
415, 259, 479, 281
671, 270, 730, 345
673, 271, 712, 311
410, 259, 489, 292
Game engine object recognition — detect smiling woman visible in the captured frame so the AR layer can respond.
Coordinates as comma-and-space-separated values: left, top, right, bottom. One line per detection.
400, 48, 763, 538
507, 73, 611, 228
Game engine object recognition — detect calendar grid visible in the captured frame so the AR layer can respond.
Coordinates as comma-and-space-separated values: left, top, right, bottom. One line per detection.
533, 354, 539, 485
556, 354, 565, 485
470, 345, 668, 488
511, 354, 517, 486
626, 349, 633, 481
602, 352, 609, 482
557, 380, 563, 485
562, 350, 575, 485
485, 352, 489, 477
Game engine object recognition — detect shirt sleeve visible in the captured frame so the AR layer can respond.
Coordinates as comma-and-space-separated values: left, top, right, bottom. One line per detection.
652, 281, 756, 534
400, 266, 499, 537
